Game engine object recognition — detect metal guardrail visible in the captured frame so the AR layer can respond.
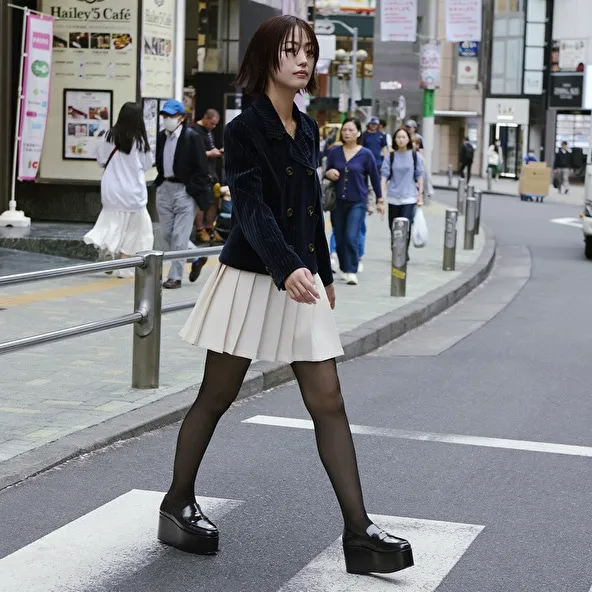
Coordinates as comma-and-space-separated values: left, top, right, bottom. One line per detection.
0, 246, 223, 389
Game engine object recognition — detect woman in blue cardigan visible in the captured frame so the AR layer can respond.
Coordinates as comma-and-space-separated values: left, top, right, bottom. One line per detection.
325, 118, 383, 285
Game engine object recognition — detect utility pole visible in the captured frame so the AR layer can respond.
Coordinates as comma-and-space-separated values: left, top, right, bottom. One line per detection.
422, 0, 439, 176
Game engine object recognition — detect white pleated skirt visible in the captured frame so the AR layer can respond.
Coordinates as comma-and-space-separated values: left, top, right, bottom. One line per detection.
83, 208, 154, 256
179, 263, 344, 363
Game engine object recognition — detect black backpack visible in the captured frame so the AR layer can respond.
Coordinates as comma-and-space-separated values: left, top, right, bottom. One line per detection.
387, 149, 418, 182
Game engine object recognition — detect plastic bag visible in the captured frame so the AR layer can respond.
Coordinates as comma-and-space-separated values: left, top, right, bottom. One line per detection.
412, 207, 428, 248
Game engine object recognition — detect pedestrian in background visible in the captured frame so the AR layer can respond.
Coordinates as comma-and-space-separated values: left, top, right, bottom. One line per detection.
158, 14, 414, 577
459, 137, 475, 184
84, 102, 154, 278
553, 141, 572, 194
381, 128, 424, 258
325, 117, 382, 286
155, 99, 210, 289
487, 140, 503, 181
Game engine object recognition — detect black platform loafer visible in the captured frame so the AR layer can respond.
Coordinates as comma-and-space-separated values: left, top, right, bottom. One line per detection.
342, 524, 414, 574
158, 500, 219, 555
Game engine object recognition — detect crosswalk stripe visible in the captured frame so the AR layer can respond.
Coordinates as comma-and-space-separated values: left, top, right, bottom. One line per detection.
243, 415, 592, 458
277, 514, 484, 591
0, 490, 242, 592
550, 217, 582, 228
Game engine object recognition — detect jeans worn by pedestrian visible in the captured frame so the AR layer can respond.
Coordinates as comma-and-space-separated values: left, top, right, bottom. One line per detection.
331, 200, 367, 273
330, 222, 365, 260
156, 181, 197, 282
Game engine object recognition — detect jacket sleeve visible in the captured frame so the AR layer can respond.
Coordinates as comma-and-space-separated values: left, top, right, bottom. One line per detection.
224, 120, 306, 290
185, 130, 210, 198
311, 119, 333, 287
368, 152, 382, 199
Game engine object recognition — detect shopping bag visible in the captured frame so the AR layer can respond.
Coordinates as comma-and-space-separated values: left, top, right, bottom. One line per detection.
412, 207, 428, 248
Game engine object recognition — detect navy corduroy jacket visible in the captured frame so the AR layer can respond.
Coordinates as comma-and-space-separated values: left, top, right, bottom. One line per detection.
219, 94, 333, 290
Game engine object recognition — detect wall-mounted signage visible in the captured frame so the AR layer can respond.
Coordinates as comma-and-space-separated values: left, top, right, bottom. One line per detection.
380, 0, 417, 43
445, 0, 482, 42
458, 41, 479, 57
549, 74, 584, 108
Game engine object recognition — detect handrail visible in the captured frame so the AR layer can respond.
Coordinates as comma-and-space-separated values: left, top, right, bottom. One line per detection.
0, 246, 223, 388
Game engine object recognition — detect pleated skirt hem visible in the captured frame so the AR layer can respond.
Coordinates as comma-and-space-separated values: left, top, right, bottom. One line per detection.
179, 263, 344, 363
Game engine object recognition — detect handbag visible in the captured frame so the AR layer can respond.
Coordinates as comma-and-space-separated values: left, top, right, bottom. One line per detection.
104, 146, 118, 170
322, 179, 337, 212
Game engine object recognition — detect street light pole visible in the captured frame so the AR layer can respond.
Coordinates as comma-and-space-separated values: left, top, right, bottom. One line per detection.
422, 0, 438, 176
350, 26, 358, 115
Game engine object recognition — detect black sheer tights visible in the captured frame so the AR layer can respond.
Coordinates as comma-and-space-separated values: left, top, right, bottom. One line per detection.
162, 351, 371, 535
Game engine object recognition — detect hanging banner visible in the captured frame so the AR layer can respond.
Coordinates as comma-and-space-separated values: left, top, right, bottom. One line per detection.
445, 0, 482, 42
420, 41, 442, 89
380, 0, 417, 43
17, 13, 54, 181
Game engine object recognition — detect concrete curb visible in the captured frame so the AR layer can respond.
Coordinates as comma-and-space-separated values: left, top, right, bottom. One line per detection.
0, 229, 496, 491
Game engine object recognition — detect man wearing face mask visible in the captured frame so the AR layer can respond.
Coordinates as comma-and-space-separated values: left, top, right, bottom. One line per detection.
155, 99, 210, 289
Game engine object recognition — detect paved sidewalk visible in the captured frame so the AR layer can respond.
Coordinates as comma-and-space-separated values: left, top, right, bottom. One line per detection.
432, 173, 585, 207
0, 200, 487, 474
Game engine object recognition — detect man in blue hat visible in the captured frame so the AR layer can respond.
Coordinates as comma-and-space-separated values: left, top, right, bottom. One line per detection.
155, 99, 210, 289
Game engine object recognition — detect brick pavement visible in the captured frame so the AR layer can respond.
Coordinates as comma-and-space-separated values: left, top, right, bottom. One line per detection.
0, 201, 485, 464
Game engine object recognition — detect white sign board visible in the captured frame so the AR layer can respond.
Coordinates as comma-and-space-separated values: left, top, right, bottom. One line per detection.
380, 0, 417, 43
457, 57, 479, 86
445, 0, 482, 42
316, 34, 336, 61
558, 40, 587, 71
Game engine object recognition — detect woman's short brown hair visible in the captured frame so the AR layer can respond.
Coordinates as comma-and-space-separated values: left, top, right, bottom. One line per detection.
234, 15, 319, 96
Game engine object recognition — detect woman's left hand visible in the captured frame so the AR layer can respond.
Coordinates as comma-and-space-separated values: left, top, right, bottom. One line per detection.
376, 201, 386, 216
325, 283, 336, 310
417, 194, 424, 206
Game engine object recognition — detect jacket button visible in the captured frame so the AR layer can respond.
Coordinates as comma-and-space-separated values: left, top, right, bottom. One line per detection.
287, 208, 294, 217
307, 205, 314, 216
307, 168, 314, 176
286, 166, 294, 176
288, 244, 294, 250
308, 243, 315, 252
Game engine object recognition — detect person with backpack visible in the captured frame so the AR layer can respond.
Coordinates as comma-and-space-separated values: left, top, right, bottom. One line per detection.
361, 116, 388, 169
459, 137, 474, 184
83, 102, 154, 278
381, 127, 424, 257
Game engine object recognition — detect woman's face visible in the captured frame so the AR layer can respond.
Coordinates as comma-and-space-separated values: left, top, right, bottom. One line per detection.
395, 131, 410, 148
341, 122, 359, 143
271, 27, 315, 92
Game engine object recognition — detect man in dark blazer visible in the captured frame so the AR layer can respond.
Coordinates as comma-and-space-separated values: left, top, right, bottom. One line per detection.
155, 99, 210, 289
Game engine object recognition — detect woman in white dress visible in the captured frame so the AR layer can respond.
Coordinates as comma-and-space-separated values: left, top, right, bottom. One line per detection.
84, 102, 154, 277
156, 15, 414, 577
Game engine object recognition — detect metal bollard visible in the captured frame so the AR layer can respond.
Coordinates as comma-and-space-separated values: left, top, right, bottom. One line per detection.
132, 250, 164, 389
464, 197, 476, 250
486, 166, 492, 191
443, 209, 458, 271
391, 217, 409, 297
467, 184, 475, 198
456, 178, 466, 214
475, 190, 482, 235
447, 164, 453, 186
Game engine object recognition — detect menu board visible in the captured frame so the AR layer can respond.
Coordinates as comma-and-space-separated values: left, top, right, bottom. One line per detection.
39, 0, 138, 180
142, 97, 158, 163
141, 0, 175, 99
64, 90, 112, 159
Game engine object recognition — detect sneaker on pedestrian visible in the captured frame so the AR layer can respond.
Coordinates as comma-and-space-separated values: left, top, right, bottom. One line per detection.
357, 260, 364, 273
345, 273, 358, 286
331, 252, 339, 273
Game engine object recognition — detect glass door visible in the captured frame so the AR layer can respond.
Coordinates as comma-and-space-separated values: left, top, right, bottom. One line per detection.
491, 123, 523, 179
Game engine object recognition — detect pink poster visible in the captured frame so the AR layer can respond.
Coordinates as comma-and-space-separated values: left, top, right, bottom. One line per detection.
381, 0, 417, 43
445, 0, 482, 42
17, 13, 54, 181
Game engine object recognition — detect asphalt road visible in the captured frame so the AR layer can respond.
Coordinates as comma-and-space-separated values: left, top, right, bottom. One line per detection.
1, 192, 592, 592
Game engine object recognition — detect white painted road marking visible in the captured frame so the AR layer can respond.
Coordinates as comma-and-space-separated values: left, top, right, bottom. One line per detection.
243, 415, 592, 458
551, 217, 582, 228
0, 490, 242, 592
277, 514, 483, 591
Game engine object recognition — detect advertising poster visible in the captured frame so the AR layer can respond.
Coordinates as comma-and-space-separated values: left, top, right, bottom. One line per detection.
380, 0, 417, 42
457, 57, 479, 86
141, 0, 175, 99
63, 90, 112, 159
142, 97, 158, 163
18, 13, 54, 181
445, 0, 482, 43
39, 0, 137, 179
419, 42, 441, 89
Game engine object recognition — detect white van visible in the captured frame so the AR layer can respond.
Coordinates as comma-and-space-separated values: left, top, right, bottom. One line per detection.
582, 199, 592, 259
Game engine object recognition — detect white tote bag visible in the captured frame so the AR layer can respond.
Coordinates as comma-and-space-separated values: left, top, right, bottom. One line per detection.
412, 207, 428, 248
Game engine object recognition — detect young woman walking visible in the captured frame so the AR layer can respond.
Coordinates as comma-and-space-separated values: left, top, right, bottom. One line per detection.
381, 127, 424, 256
84, 102, 154, 277
325, 118, 382, 285
157, 15, 414, 576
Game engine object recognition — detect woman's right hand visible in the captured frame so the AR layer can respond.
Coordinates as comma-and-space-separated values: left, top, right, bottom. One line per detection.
325, 169, 340, 182
285, 268, 320, 304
